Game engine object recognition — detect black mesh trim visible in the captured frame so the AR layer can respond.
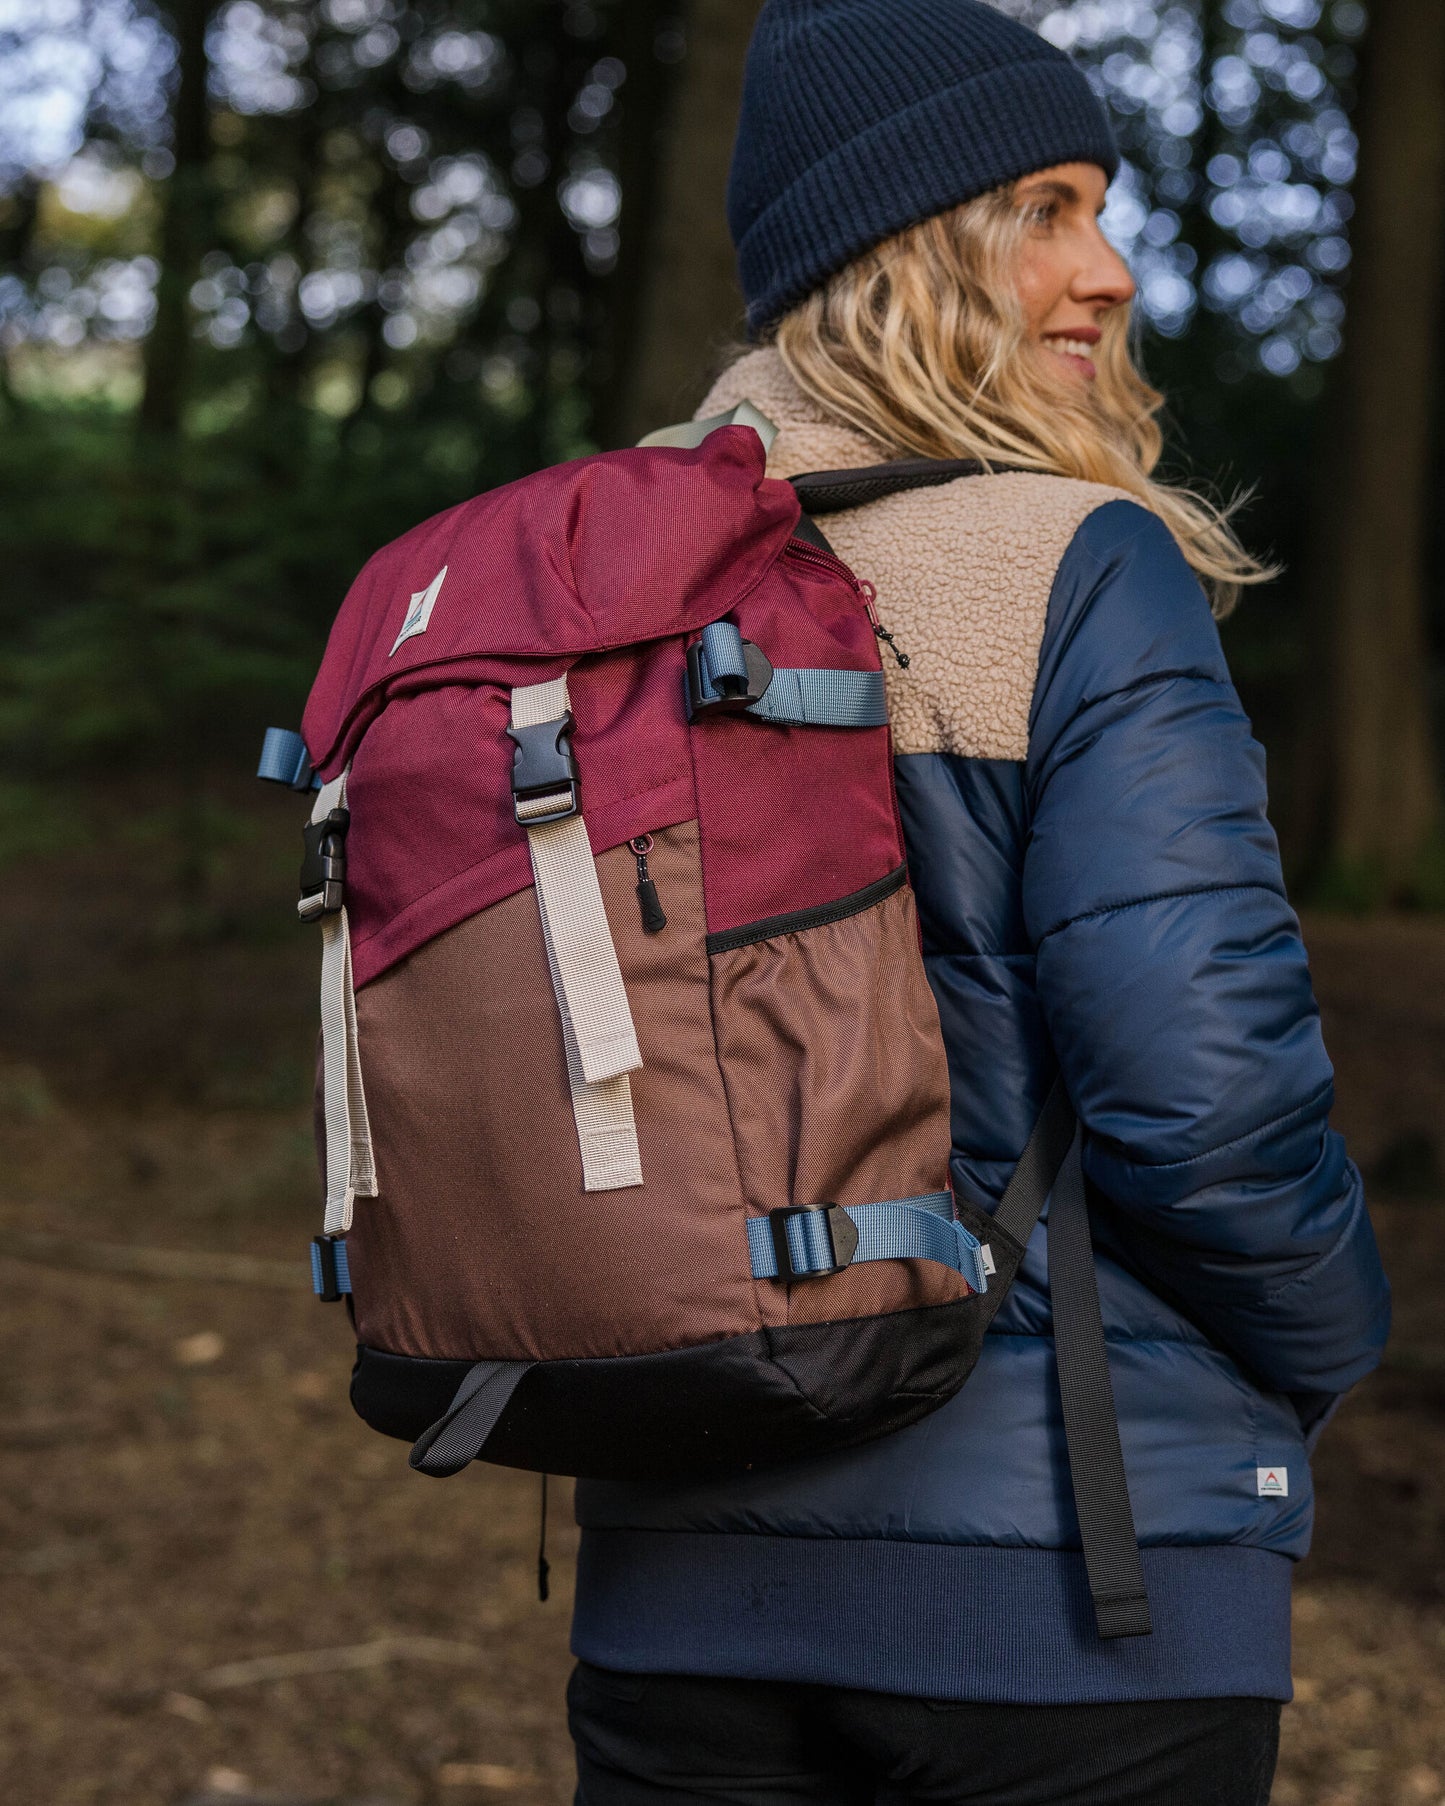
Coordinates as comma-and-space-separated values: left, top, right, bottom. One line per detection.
789, 516, 835, 552
789, 459, 1030, 515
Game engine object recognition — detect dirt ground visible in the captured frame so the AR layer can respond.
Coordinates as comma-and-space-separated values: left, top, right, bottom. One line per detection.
2, 796, 1444, 1806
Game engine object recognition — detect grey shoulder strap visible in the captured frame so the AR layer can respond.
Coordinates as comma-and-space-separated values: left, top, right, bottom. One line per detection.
993, 1076, 1153, 1642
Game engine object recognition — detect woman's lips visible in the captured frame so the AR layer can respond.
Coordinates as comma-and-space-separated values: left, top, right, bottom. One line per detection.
1041, 331, 1099, 379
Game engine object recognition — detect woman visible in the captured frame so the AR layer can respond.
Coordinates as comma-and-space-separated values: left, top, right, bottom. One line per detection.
567, 3, 1391, 1801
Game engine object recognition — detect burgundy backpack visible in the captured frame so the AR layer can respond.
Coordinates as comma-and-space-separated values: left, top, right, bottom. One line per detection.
257, 417, 1152, 1641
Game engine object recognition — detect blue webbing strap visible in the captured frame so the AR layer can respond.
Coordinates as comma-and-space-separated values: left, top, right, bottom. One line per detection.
747, 1192, 990, 1293
747, 667, 888, 728
694, 621, 889, 729
257, 726, 318, 790
699, 621, 750, 687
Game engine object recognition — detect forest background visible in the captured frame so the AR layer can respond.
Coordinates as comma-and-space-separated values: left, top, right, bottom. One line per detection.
3, 0, 1444, 906
2, 3, 1445, 1805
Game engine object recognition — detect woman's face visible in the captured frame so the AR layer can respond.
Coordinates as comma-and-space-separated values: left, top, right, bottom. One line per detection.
1014, 162, 1135, 383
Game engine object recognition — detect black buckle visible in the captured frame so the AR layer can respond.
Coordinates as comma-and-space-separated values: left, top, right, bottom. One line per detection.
507, 713, 580, 825
768, 1204, 860, 1281
298, 807, 350, 921
686, 638, 774, 719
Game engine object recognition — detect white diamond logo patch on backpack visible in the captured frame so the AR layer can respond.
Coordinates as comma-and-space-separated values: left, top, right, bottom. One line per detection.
390, 566, 447, 656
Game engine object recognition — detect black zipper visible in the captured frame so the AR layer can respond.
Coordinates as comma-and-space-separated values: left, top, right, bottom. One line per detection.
705, 862, 909, 955
630, 834, 667, 934
785, 537, 911, 669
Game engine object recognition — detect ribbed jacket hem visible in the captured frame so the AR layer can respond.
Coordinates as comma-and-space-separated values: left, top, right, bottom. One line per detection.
571, 1533, 1294, 1704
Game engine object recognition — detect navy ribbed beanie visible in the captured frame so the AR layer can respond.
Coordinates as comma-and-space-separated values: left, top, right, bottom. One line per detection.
728, 0, 1119, 336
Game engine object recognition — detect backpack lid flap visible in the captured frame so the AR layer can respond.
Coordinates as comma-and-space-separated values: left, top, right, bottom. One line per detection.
302, 428, 800, 770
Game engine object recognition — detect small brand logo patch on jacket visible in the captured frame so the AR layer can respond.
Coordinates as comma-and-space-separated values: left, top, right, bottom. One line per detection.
390, 567, 447, 656
1256, 1467, 1288, 1498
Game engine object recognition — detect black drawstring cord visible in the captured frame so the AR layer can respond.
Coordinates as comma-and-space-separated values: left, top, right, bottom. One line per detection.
537, 1473, 551, 1603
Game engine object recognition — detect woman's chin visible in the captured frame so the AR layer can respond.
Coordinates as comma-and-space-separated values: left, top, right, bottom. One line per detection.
1032, 352, 1097, 399
1045, 348, 1097, 382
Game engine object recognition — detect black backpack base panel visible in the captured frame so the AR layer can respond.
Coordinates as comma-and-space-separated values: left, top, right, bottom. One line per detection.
348, 1277, 1015, 1483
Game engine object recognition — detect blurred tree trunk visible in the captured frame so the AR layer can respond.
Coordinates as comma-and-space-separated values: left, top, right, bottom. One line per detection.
1321, 0, 1445, 899
592, 0, 679, 447
0, 175, 39, 413
258, 40, 328, 450
138, 0, 214, 438
339, 147, 413, 451
507, 4, 597, 474
606, 0, 765, 446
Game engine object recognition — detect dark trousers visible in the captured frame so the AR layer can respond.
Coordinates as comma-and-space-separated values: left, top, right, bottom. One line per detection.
569, 1663, 1281, 1806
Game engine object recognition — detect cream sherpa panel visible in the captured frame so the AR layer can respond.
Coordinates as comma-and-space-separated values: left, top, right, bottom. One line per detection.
697, 348, 1131, 760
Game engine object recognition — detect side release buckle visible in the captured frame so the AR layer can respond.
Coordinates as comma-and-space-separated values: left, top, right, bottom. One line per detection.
298, 807, 350, 921
768, 1204, 860, 1281
507, 712, 580, 825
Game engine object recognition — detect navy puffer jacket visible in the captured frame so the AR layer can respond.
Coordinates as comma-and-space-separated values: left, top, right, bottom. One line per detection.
570, 352, 1390, 1705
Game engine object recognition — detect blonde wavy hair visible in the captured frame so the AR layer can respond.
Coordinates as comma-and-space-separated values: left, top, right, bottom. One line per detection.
769, 184, 1271, 616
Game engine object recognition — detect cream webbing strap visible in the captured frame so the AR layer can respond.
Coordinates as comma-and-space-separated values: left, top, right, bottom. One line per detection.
306, 771, 377, 1233
510, 678, 643, 1192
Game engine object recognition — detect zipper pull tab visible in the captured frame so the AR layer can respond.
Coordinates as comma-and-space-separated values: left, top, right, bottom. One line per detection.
859, 580, 910, 669
631, 835, 667, 934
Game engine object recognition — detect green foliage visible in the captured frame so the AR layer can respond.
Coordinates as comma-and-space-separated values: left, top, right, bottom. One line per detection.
0, 394, 532, 786
0, 0, 663, 877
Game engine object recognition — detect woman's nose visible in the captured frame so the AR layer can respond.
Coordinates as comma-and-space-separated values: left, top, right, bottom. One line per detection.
1075, 228, 1136, 310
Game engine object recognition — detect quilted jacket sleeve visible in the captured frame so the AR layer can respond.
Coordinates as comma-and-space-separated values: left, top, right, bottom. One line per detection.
1025, 499, 1390, 1410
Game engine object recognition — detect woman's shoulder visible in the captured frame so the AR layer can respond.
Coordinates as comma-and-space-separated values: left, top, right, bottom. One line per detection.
904, 469, 1139, 589
818, 472, 1139, 762
1031, 495, 1232, 742
690, 355, 1209, 759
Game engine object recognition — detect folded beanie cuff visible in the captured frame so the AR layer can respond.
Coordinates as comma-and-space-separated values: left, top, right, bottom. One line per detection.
737, 57, 1119, 337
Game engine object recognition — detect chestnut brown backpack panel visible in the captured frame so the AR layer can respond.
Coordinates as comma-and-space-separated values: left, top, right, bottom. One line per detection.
346, 822, 767, 1361
708, 882, 961, 1325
